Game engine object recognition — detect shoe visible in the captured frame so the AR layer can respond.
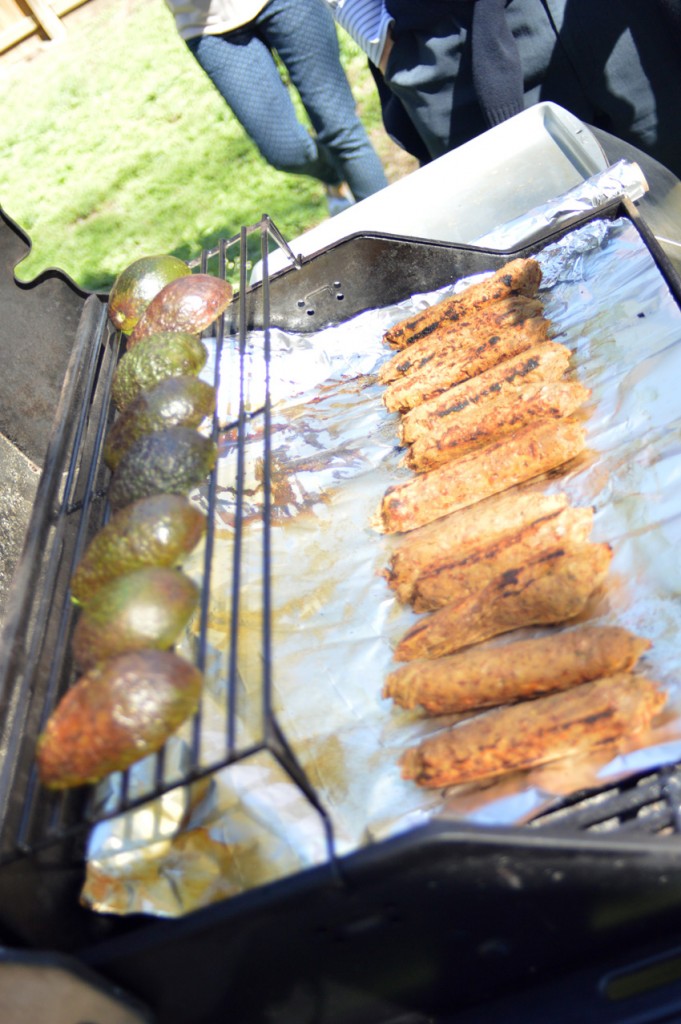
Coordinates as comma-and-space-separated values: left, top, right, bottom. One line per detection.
326, 183, 355, 217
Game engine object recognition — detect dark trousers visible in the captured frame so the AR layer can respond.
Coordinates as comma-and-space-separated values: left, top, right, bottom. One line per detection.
381, 0, 681, 177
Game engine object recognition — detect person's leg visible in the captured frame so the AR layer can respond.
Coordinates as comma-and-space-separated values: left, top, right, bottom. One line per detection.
383, 0, 565, 160
541, 0, 681, 177
258, 0, 388, 202
186, 28, 339, 181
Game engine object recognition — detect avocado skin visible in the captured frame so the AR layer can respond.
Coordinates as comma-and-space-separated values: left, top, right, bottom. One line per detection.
108, 426, 217, 511
104, 376, 216, 470
71, 494, 206, 605
108, 254, 191, 335
127, 273, 233, 347
71, 566, 199, 671
112, 332, 207, 412
37, 650, 203, 788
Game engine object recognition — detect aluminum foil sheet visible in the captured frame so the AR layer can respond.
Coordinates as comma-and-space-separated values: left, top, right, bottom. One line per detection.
83, 175, 681, 918
472, 158, 648, 250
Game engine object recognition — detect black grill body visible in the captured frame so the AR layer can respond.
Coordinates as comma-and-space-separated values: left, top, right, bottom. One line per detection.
2, 200, 681, 1024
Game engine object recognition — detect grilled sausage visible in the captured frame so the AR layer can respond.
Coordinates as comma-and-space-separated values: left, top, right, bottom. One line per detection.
399, 341, 572, 445
372, 417, 587, 535
383, 490, 572, 605
383, 625, 651, 714
394, 541, 613, 662
384, 258, 543, 350
378, 294, 545, 385
410, 504, 594, 612
382, 315, 552, 414
399, 673, 665, 789
405, 380, 591, 472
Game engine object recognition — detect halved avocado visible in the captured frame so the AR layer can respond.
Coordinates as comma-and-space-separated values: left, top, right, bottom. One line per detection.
71, 494, 206, 604
71, 565, 199, 670
104, 375, 216, 470
37, 649, 203, 788
108, 426, 217, 511
108, 254, 191, 335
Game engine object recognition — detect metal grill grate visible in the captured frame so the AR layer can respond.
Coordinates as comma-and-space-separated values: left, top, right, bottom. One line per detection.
2, 200, 681, 872
0, 217, 333, 865
530, 763, 681, 836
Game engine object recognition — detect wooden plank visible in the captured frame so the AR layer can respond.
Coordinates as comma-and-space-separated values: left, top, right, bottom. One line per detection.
0, 14, 35, 52
22, 0, 65, 40
0, 0, 28, 32
52, 0, 90, 15
0, 0, 90, 54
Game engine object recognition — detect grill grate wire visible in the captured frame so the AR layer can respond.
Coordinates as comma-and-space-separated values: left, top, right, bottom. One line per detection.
0, 217, 335, 865
530, 764, 681, 836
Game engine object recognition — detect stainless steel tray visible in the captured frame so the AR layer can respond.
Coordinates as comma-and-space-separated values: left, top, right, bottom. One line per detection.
267, 102, 609, 274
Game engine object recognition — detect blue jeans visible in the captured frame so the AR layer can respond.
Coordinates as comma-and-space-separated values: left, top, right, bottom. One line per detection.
186, 0, 388, 202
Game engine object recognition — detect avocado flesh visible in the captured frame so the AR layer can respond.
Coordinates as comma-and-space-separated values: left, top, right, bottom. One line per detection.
108, 426, 217, 511
112, 332, 207, 412
104, 376, 216, 470
71, 566, 199, 671
71, 494, 206, 604
37, 650, 203, 788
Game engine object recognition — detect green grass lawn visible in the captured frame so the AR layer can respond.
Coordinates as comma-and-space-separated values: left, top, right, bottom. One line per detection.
0, 0, 392, 291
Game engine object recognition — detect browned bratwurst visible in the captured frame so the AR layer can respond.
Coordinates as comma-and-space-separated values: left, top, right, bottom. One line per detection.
399, 673, 665, 789
379, 294, 545, 385
394, 541, 613, 662
384, 258, 543, 350
405, 380, 591, 473
399, 340, 572, 445
383, 490, 572, 605
383, 625, 651, 714
410, 504, 594, 612
373, 417, 587, 535
382, 315, 552, 414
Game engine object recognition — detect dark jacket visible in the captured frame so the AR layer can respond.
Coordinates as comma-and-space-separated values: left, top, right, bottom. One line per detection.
384, 1, 466, 29
386, 0, 524, 129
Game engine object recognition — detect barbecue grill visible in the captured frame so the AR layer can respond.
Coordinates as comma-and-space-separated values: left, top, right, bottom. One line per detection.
3, 108, 681, 1024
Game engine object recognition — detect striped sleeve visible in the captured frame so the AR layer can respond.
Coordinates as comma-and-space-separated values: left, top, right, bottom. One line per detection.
326, 0, 393, 67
